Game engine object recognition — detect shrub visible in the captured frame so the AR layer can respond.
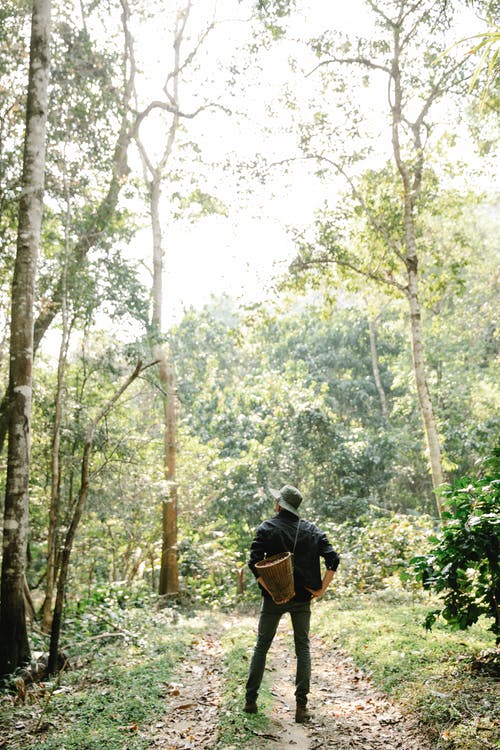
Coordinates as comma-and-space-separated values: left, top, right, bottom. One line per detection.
324, 512, 435, 593
411, 445, 500, 643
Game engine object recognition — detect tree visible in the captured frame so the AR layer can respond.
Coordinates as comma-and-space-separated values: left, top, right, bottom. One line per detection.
0, 0, 51, 676
47, 358, 152, 674
0, 0, 138, 454
283, 0, 491, 514
39, 160, 72, 632
34, 2, 150, 628
132, 0, 224, 595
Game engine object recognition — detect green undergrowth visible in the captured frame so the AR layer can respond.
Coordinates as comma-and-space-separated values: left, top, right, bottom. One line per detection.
314, 591, 499, 750
2, 593, 498, 750
0, 607, 206, 750
217, 619, 273, 747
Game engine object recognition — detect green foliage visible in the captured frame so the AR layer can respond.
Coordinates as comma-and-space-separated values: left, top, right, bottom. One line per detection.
327, 512, 436, 594
252, 0, 296, 42
411, 445, 500, 642
172, 297, 438, 524
28, 340, 164, 600
172, 188, 228, 221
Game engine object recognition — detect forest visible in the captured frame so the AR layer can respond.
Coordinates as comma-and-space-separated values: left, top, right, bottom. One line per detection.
0, 0, 499, 748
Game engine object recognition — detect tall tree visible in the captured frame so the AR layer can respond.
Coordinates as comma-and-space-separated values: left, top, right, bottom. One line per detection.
47, 359, 150, 674
0, 0, 137, 454
133, 1, 190, 597
284, 0, 488, 514
0, 0, 51, 675
133, 0, 221, 595
40, 163, 72, 632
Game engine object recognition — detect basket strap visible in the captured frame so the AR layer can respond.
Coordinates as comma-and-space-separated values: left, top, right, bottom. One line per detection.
275, 519, 301, 556
292, 520, 301, 554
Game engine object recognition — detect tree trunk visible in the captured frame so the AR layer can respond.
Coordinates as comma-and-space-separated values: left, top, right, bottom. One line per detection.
134, 1, 206, 596
41, 176, 72, 633
406, 256, 444, 512
390, 20, 444, 516
368, 314, 389, 423
40, 335, 64, 632
158, 350, 179, 595
150, 177, 163, 329
146, 171, 179, 595
0, 0, 51, 676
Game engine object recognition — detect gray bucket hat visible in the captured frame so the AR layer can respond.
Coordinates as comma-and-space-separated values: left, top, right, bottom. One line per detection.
270, 485, 303, 517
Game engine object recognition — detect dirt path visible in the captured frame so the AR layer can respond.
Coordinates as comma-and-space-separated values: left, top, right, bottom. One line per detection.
147, 624, 225, 749
262, 627, 432, 750
148, 613, 433, 750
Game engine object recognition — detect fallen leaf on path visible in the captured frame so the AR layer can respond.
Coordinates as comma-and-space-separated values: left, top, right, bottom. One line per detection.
378, 712, 403, 725
119, 722, 138, 731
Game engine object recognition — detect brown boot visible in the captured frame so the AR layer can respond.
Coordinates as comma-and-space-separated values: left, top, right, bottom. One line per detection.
295, 703, 311, 723
244, 701, 258, 714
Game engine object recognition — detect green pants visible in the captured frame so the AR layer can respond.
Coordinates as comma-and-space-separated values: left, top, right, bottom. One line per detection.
245, 598, 311, 705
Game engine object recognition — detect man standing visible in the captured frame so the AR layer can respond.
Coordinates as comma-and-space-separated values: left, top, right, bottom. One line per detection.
244, 484, 340, 723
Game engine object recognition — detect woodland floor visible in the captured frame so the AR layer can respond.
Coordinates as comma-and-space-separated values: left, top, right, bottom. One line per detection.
148, 613, 433, 750
2, 607, 497, 749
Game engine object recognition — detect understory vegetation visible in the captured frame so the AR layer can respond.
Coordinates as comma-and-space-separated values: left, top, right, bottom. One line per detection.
1, 589, 497, 750
316, 596, 498, 750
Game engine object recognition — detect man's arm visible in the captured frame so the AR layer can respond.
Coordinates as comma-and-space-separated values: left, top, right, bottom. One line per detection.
306, 568, 335, 598
248, 525, 266, 579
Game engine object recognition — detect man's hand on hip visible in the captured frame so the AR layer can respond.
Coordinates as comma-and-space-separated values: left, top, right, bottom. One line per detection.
306, 569, 335, 599
305, 587, 325, 598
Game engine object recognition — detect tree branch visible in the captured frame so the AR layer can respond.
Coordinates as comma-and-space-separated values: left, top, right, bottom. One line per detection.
306, 56, 391, 78
294, 254, 408, 294
270, 154, 407, 264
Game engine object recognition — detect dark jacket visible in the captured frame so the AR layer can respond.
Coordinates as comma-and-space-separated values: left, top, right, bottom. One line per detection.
248, 509, 340, 602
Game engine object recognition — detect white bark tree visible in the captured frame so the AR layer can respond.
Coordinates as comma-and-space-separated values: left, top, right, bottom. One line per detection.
0, 0, 51, 675
133, 0, 220, 595
289, 0, 481, 515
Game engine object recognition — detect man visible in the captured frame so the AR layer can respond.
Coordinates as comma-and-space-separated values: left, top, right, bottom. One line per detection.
244, 484, 340, 723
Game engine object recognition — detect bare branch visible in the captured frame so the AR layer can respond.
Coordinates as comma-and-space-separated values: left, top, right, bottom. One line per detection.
294, 255, 408, 294
134, 100, 228, 132
401, 0, 448, 50
120, 0, 136, 114
306, 56, 390, 78
165, 22, 215, 103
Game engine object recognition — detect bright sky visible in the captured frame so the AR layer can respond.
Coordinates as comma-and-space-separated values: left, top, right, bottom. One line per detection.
124, 0, 487, 328
124, 0, 372, 326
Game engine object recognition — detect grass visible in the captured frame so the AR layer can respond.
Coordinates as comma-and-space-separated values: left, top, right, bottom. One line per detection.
314, 590, 499, 750
0, 608, 204, 750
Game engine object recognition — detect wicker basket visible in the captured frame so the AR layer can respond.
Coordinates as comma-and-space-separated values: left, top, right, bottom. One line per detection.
255, 552, 295, 604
